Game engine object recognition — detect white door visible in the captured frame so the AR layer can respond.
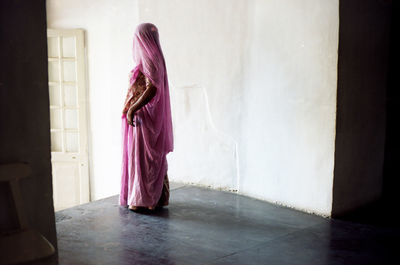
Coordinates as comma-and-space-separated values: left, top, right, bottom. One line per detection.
47, 29, 90, 211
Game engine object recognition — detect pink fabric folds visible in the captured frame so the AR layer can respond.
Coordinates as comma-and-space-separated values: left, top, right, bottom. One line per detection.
119, 23, 174, 207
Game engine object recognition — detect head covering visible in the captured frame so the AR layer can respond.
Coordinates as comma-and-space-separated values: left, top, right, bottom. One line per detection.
126, 22, 173, 154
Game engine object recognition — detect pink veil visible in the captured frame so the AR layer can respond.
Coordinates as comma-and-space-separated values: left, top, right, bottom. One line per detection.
119, 23, 173, 207
123, 23, 174, 154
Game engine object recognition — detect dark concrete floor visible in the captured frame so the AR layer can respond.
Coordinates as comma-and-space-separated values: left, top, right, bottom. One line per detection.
51, 182, 398, 265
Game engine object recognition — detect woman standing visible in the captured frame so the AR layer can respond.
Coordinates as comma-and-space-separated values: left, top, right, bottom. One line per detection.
119, 23, 174, 211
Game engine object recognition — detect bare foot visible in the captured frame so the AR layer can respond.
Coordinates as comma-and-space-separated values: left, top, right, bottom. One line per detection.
129, 205, 138, 210
148, 206, 155, 210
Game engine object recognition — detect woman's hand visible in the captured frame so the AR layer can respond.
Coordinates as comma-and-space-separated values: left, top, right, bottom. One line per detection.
124, 72, 156, 127
127, 108, 135, 126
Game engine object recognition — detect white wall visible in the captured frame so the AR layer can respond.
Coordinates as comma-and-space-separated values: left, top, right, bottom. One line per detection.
46, 0, 139, 200
239, 0, 339, 216
47, 0, 339, 216
139, 0, 339, 216
137, 0, 249, 191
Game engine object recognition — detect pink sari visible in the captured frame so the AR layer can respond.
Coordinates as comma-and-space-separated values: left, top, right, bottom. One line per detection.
119, 23, 174, 208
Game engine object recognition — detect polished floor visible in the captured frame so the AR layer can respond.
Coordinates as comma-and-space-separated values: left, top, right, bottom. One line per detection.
52, 182, 398, 265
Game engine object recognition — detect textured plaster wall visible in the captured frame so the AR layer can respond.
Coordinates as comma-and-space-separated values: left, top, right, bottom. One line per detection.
47, 0, 339, 216
140, 0, 339, 216
138, 0, 248, 191
238, 0, 339, 216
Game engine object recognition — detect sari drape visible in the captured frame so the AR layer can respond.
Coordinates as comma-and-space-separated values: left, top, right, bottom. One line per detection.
119, 23, 173, 207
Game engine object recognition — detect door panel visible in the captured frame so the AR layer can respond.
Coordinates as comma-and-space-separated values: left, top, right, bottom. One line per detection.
47, 29, 89, 211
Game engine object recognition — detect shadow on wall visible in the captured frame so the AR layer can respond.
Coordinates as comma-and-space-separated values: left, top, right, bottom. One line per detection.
382, 0, 400, 209
332, 0, 393, 219
0, 0, 58, 263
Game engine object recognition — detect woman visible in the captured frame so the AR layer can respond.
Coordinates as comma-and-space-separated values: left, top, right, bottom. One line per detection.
119, 23, 174, 211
